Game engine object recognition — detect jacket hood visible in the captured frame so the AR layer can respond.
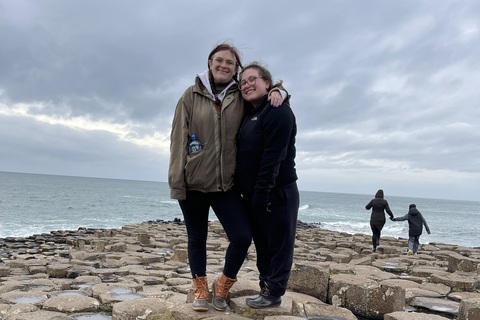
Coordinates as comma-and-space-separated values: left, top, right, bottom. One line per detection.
408, 207, 420, 216
196, 70, 236, 102
375, 189, 384, 199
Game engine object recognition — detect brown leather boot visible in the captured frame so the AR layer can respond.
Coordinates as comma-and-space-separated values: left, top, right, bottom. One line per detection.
192, 276, 209, 311
212, 273, 237, 311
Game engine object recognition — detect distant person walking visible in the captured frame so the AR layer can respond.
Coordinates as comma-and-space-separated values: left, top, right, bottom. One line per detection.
392, 204, 431, 255
365, 189, 394, 252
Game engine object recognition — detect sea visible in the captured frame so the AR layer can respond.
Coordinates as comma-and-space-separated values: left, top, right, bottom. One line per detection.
1, 171, 479, 248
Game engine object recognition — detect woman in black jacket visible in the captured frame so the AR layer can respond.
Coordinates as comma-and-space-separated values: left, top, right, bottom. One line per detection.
236, 62, 298, 309
365, 189, 394, 252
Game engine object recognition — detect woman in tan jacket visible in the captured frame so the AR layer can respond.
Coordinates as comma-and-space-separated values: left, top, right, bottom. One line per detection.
169, 42, 285, 312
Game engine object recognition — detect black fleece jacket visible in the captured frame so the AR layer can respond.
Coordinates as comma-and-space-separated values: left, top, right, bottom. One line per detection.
235, 95, 297, 196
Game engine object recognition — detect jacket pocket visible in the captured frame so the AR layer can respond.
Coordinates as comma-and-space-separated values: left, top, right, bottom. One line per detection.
269, 185, 287, 207
269, 183, 298, 209
184, 148, 206, 188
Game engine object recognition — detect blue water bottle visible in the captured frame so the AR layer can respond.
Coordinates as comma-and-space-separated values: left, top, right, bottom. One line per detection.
188, 134, 203, 154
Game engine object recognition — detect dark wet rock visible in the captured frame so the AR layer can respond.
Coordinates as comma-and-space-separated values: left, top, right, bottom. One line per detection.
410, 296, 460, 316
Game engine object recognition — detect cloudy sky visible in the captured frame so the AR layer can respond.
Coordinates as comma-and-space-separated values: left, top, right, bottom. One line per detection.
1, 0, 479, 201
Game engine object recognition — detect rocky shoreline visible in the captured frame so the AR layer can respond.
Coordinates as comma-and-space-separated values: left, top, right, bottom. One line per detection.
1, 220, 479, 320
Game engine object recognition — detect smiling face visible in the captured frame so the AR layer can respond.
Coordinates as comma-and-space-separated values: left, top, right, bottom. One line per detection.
240, 67, 270, 106
208, 49, 237, 84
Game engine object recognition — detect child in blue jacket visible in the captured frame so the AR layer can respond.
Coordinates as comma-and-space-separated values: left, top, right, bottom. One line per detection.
392, 204, 431, 255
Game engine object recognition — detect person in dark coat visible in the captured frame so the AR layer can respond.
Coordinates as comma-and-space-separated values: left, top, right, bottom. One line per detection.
365, 189, 394, 252
393, 204, 431, 254
236, 62, 298, 309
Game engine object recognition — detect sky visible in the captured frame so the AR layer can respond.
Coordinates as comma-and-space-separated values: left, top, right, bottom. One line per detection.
1, 0, 479, 202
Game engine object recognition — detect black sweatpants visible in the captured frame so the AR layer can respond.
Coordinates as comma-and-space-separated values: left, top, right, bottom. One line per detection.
179, 188, 252, 279
245, 182, 299, 297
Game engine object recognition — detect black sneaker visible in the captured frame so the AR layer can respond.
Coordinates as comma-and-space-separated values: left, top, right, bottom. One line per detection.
245, 286, 269, 303
246, 295, 281, 309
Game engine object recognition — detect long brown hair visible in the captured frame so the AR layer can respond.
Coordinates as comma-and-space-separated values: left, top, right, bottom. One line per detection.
207, 42, 243, 82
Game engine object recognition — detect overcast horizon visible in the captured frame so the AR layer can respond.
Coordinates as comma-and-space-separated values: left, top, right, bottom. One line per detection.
1, 0, 479, 202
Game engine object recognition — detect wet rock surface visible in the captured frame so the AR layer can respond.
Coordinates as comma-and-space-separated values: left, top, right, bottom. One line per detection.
0, 220, 479, 320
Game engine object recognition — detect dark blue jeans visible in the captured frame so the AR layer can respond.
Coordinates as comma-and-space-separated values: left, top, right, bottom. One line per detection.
179, 188, 252, 279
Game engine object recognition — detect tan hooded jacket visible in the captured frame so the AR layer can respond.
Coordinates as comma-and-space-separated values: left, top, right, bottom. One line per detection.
168, 76, 245, 200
